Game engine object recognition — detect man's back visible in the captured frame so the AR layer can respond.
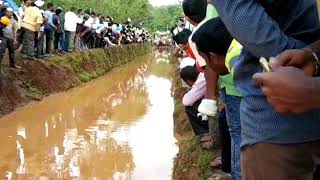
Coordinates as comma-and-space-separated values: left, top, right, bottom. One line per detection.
214, 0, 320, 147
21, 6, 42, 32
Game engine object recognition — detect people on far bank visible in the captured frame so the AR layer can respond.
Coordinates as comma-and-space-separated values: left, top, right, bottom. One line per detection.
0, 0, 150, 78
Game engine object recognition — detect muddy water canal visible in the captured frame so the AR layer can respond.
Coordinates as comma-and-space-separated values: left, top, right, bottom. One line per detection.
0, 50, 178, 180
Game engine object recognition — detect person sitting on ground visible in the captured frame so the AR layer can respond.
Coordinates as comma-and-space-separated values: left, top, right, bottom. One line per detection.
180, 65, 211, 147
0, 16, 14, 76
192, 17, 243, 180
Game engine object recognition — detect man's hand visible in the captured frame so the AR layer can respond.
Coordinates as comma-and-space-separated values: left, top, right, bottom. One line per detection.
253, 67, 319, 114
198, 99, 218, 120
270, 49, 316, 76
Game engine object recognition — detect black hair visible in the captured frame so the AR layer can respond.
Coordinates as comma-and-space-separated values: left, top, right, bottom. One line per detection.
56, 8, 63, 15
182, 0, 207, 24
192, 17, 233, 56
47, 3, 54, 9
180, 66, 199, 83
172, 29, 192, 45
70, 7, 76, 12
84, 9, 90, 14
78, 9, 82, 13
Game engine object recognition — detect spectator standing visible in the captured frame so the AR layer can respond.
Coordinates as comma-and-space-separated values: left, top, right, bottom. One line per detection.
0, 16, 11, 76
64, 7, 80, 52
213, 0, 320, 179
21, 0, 44, 60
77, 9, 83, 19
2, 8, 20, 69
19, 0, 33, 18
44, 3, 55, 55
52, 7, 63, 54
35, 11, 46, 59
0, 3, 9, 17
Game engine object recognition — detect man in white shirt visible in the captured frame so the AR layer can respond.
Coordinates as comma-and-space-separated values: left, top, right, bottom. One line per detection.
64, 7, 81, 52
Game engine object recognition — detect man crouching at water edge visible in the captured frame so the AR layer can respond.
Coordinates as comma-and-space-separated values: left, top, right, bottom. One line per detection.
180, 65, 211, 148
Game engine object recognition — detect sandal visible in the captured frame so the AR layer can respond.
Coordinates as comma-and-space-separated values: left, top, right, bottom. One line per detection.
209, 171, 231, 180
210, 156, 222, 169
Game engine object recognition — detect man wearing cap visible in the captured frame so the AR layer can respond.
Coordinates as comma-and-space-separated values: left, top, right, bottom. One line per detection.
0, 16, 12, 76
1, 8, 20, 69
21, 0, 44, 60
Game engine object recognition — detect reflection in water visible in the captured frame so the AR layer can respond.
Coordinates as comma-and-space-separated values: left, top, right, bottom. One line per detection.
0, 51, 178, 180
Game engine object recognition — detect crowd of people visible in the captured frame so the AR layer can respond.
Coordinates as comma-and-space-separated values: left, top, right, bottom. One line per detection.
0, 0, 150, 76
172, 0, 320, 180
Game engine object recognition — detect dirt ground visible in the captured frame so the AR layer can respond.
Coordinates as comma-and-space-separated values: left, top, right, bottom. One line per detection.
0, 44, 152, 118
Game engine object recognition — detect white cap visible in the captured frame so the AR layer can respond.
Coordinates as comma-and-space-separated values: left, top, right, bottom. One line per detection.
3, 2, 8, 7
180, 57, 196, 70
6, 7, 13, 12
34, 0, 45, 7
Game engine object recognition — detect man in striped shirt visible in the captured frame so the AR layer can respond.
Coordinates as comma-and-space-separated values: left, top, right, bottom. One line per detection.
213, 0, 320, 179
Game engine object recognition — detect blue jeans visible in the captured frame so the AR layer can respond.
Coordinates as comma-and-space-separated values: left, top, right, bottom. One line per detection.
220, 88, 242, 180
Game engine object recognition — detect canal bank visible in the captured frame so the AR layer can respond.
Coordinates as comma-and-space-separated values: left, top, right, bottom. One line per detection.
0, 44, 152, 118
0, 49, 178, 179
170, 54, 218, 180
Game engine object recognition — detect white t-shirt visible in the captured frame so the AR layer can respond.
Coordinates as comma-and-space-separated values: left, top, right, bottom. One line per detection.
85, 17, 94, 27
64, 11, 81, 32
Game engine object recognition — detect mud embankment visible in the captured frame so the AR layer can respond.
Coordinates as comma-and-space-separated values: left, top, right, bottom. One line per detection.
0, 44, 152, 117
171, 54, 218, 180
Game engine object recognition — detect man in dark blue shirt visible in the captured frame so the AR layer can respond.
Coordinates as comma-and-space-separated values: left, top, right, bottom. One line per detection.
213, 0, 320, 179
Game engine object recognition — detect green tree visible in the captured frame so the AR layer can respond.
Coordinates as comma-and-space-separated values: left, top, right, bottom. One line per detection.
146, 5, 183, 32
14, 0, 182, 32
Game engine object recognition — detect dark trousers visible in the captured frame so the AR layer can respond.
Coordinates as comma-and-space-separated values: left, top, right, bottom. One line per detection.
21, 28, 35, 57
54, 32, 62, 51
241, 141, 320, 180
185, 99, 209, 136
35, 32, 44, 58
219, 109, 232, 173
314, 166, 320, 180
0, 36, 16, 75
64, 31, 75, 52
44, 29, 53, 54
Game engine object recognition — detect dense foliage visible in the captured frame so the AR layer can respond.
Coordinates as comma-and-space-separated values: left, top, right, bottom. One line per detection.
14, 0, 182, 32
146, 5, 183, 32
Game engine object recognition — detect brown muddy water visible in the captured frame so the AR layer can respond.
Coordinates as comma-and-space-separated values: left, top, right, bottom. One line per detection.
0, 50, 178, 180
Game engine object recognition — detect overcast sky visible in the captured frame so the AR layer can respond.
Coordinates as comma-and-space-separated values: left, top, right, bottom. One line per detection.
149, 0, 181, 7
